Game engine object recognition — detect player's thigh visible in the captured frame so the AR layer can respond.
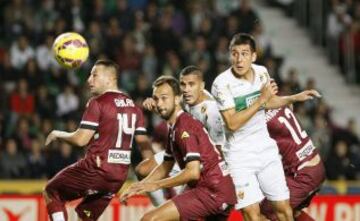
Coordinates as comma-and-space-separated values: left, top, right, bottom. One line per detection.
75, 192, 114, 221
172, 187, 228, 220
142, 200, 180, 221
286, 166, 324, 210
231, 168, 264, 210
257, 157, 289, 202
45, 163, 90, 201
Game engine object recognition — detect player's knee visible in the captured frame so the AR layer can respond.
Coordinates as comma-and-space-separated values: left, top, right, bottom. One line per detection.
135, 164, 148, 180
275, 206, 293, 221
140, 212, 158, 221
242, 207, 261, 221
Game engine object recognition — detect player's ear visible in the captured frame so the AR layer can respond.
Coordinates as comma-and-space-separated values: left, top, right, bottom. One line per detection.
200, 81, 205, 90
175, 95, 181, 106
251, 52, 257, 62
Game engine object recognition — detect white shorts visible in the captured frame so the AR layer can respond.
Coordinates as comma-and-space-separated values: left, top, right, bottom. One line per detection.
225, 145, 289, 210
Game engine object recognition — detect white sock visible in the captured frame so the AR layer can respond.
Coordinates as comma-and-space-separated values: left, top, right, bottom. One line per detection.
52, 211, 65, 221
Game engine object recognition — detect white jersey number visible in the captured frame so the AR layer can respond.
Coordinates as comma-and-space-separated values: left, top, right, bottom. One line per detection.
278, 108, 308, 145
116, 113, 136, 148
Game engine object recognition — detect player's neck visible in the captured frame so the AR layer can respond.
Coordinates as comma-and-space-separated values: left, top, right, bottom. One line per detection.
190, 91, 206, 106
103, 87, 120, 94
243, 68, 254, 82
167, 107, 183, 125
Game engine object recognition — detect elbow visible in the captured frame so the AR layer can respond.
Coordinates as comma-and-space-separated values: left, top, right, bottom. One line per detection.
189, 169, 200, 181
225, 122, 238, 132
75, 138, 89, 147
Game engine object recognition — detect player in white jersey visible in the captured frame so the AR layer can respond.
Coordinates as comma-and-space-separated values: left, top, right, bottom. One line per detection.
137, 66, 226, 205
211, 33, 320, 221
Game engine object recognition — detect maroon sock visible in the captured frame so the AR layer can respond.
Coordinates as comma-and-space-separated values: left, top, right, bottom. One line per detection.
46, 200, 68, 221
295, 211, 315, 221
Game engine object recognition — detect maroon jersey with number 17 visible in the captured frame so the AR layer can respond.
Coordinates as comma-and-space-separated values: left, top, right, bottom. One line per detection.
80, 91, 147, 181
266, 107, 319, 175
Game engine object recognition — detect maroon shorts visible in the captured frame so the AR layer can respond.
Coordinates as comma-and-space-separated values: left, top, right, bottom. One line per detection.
45, 160, 126, 220
171, 176, 236, 221
261, 161, 326, 220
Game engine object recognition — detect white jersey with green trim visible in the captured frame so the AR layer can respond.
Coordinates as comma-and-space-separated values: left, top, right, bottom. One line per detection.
184, 90, 225, 146
211, 64, 274, 152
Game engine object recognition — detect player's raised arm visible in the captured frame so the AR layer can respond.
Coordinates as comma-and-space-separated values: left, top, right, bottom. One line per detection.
45, 128, 95, 147
265, 89, 321, 109
212, 80, 275, 132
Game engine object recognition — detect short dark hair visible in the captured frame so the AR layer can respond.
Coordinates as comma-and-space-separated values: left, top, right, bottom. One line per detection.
153, 75, 181, 96
94, 59, 119, 77
178, 65, 203, 80
229, 33, 256, 52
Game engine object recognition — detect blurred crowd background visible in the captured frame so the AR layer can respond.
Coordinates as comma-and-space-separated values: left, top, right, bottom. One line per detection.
0, 0, 359, 188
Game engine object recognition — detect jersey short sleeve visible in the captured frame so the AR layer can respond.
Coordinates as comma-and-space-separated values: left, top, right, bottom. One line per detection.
205, 103, 225, 146
211, 78, 235, 111
134, 107, 147, 135
80, 98, 101, 130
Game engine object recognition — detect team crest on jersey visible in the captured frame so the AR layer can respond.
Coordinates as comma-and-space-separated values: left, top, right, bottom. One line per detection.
259, 72, 269, 85
83, 210, 91, 217
181, 131, 190, 139
201, 105, 207, 113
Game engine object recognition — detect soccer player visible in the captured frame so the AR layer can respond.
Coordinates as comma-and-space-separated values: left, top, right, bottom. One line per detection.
211, 33, 320, 221
136, 66, 225, 205
43, 59, 152, 221
260, 106, 325, 221
121, 76, 237, 221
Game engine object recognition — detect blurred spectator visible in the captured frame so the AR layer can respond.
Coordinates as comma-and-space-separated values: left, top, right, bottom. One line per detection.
35, 85, 56, 119
326, 3, 352, 64
27, 139, 47, 178
162, 50, 182, 77
10, 35, 35, 70
0, 138, 27, 178
36, 35, 60, 73
311, 114, 332, 159
215, 36, 230, 66
13, 117, 33, 152
3, 0, 34, 37
9, 79, 35, 116
142, 45, 158, 82
230, 0, 260, 33
46, 142, 77, 178
326, 140, 357, 180
56, 85, 80, 119
22, 59, 44, 89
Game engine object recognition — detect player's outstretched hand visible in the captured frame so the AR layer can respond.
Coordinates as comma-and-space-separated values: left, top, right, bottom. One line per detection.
120, 182, 160, 204
45, 130, 61, 146
293, 89, 321, 102
260, 81, 278, 103
142, 98, 156, 112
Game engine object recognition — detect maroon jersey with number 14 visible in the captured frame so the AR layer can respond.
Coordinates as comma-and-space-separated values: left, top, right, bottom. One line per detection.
80, 91, 147, 181
265, 107, 319, 175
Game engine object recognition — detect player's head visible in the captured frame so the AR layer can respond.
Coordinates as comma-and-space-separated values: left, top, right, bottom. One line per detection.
179, 65, 205, 106
152, 75, 181, 121
87, 59, 119, 95
229, 33, 257, 77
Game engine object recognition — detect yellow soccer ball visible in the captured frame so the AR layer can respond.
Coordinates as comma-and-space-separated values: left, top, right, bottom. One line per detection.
53, 32, 89, 69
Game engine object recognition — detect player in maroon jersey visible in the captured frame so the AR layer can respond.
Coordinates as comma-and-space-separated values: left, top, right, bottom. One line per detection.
43, 59, 153, 221
260, 106, 326, 221
120, 76, 237, 221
